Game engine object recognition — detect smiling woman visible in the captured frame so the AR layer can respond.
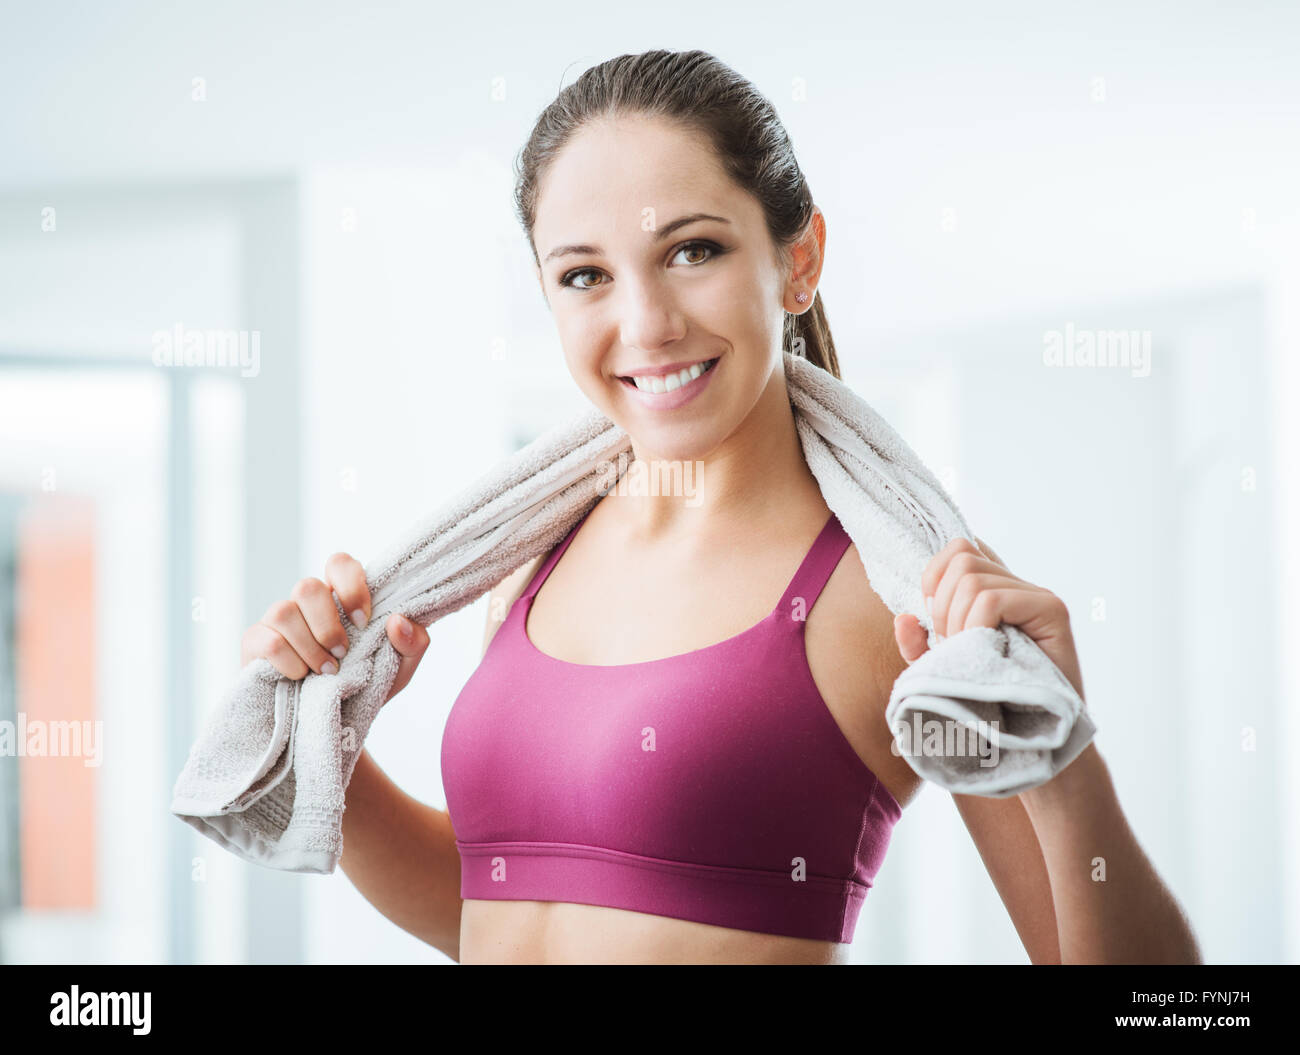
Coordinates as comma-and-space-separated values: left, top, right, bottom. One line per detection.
421, 49, 921, 964
331, 47, 1200, 967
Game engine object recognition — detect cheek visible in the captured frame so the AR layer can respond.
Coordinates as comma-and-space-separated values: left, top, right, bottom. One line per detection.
709, 260, 782, 343
557, 329, 616, 410
709, 291, 782, 376
554, 311, 600, 370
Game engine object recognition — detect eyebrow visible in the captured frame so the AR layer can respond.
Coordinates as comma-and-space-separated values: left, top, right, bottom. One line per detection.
542, 212, 731, 265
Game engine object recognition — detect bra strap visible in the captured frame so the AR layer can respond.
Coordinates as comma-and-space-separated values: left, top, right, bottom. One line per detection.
522, 507, 591, 601
775, 512, 853, 620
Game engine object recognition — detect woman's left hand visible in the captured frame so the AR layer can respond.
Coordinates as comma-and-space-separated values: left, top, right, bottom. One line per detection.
892, 537, 1086, 702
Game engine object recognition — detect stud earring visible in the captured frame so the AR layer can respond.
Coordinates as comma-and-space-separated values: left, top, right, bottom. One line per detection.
794, 291, 810, 304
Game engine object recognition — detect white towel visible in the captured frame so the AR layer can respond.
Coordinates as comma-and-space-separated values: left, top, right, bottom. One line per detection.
170, 351, 1095, 873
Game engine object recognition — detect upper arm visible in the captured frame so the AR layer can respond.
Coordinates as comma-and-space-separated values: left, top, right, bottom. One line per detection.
805, 538, 924, 810
809, 527, 1060, 961
952, 534, 1061, 963
481, 555, 543, 658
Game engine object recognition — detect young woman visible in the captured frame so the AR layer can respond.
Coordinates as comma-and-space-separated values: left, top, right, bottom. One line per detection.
242, 49, 1201, 965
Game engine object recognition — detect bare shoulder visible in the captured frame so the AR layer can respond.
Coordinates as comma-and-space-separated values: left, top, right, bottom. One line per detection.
803, 538, 923, 809
481, 554, 543, 657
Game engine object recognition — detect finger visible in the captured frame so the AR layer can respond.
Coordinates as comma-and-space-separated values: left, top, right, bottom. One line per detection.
920, 538, 984, 604
929, 547, 1026, 637
949, 585, 1066, 638
893, 613, 930, 664
325, 552, 371, 630
241, 622, 311, 680
384, 613, 430, 703
973, 535, 1010, 570
290, 577, 351, 661
259, 599, 338, 676
942, 571, 1044, 638
922, 538, 1019, 598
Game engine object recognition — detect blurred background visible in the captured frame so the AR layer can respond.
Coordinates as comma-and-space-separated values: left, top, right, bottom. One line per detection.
0, 0, 1295, 965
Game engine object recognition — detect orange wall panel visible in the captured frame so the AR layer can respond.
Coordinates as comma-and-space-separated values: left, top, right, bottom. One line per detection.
16, 494, 97, 910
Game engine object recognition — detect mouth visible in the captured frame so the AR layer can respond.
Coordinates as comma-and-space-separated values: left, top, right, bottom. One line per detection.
617, 357, 719, 395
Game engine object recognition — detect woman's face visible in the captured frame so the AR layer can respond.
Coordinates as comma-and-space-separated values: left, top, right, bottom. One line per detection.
531, 113, 806, 464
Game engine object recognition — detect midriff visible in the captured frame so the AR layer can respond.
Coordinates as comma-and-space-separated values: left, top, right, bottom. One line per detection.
458, 898, 848, 964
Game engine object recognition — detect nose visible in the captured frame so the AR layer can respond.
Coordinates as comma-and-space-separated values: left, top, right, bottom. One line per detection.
617, 276, 686, 353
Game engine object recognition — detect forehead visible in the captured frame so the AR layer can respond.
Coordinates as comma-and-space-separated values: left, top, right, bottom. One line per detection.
532, 114, 751, 250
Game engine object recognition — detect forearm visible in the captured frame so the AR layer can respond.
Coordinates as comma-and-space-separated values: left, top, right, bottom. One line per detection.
1019, 742, 1202, 964
339, 748, 464, 961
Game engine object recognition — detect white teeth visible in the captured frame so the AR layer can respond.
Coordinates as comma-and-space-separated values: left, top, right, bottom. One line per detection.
631, 359, 714, 394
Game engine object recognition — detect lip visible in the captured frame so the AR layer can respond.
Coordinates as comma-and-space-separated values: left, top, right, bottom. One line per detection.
617, 356, 720, 411
617, 357, 714, 379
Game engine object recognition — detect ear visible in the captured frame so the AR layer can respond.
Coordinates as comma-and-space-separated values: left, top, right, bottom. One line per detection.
789, 206, 827, 295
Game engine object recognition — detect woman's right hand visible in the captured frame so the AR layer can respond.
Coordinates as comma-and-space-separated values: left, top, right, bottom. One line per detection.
240, 552, 431, 704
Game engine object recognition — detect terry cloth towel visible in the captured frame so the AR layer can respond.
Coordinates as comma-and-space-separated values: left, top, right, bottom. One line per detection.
170, 350, 1096, 873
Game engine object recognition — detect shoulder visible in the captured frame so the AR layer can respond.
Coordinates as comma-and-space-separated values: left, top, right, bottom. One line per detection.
803, 537, 922, 808
807, 537, 909, 687
481, 554, 544, 656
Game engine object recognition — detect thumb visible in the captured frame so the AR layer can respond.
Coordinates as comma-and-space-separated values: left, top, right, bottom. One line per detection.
384, 613, 430, 703
894, 613, 930, 665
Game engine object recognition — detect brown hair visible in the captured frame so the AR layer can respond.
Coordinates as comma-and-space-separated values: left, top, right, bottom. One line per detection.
512, 48, 841, 379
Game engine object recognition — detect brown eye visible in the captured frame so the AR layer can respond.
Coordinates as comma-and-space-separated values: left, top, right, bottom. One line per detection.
561, 268, 605, 289
559, 240, 725, 290
671, 240, 723, 267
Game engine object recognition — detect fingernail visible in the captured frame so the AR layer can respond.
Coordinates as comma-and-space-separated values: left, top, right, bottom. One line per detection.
330, 644, 346, 659
321, 660, 338, 675
351, 609, 366, 628
396, 615, 412, 642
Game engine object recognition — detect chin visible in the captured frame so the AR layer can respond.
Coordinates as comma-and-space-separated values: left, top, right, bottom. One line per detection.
626, 424, 724, 467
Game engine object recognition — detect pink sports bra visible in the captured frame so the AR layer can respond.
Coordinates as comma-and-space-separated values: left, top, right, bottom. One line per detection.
440, 507, 903, 944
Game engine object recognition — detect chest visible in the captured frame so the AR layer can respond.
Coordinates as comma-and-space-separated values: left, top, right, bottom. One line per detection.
524, 533, 805, 667
443, 508, 920, 830
444, 582, 886, 877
